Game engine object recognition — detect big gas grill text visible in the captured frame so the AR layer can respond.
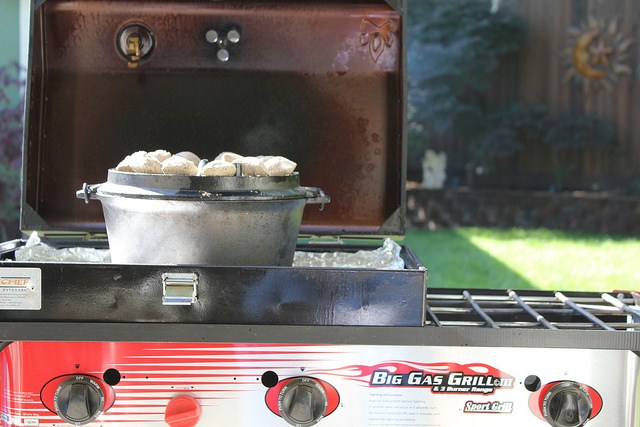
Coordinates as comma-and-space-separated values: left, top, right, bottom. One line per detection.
370, 370, 514, 395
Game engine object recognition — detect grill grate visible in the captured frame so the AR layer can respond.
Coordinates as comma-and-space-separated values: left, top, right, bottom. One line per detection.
426, 289, 640, 330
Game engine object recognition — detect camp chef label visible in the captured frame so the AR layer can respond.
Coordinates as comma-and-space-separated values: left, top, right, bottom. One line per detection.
0, 268, 41, 310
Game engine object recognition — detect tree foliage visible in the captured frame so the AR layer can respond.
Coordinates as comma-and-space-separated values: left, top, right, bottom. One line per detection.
407, 0, 525, 178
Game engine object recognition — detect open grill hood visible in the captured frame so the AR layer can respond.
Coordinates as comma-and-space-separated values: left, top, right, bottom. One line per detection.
21, 0, 407, 239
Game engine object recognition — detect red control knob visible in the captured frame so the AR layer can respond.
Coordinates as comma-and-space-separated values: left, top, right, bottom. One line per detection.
164, 395, 202, 427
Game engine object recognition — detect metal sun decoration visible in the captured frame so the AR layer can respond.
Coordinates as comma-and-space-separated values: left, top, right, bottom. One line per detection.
563, 16, 633, 93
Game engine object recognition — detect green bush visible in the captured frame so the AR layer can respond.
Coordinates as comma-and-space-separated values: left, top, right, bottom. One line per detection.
482, 106, 617, 191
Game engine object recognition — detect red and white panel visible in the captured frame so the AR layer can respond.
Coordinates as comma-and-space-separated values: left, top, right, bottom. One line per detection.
0, 342, 636, 426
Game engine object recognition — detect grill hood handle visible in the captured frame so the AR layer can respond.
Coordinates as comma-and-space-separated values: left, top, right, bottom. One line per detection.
77, 183, 102, 204
301, 187, 330, 211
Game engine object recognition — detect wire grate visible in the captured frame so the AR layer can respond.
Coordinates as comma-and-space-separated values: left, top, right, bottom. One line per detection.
425, 289, 640, 330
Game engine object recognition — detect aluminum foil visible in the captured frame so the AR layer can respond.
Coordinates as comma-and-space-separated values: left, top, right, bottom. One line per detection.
14, 232, 404, 269
15, 232, 111, 263
293, 238, 405, 269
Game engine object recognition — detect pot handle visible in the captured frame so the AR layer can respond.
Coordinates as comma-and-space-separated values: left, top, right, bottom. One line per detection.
76, 183, 102, 204
302, 187, 330, 211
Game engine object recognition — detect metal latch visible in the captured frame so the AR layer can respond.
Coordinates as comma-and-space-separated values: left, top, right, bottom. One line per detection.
162, 272, 198, 306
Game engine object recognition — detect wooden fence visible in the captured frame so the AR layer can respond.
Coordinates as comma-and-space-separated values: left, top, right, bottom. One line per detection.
443, 0, 640, 191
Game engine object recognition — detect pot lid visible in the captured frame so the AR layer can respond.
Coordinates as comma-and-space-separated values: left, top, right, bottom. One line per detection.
20, 0, 406, 237
78, 170, 330, 203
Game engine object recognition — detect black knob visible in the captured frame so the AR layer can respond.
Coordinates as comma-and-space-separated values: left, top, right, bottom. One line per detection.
543, 381, 592, 427
54, 376, 105, 425
277, 377, 328, 427
524, 375, 541, 392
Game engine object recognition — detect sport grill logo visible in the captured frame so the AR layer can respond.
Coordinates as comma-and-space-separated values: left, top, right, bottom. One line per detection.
464, 400, 514, 413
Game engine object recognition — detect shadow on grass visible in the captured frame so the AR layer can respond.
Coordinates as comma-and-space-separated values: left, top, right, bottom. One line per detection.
403, 228, 536, 290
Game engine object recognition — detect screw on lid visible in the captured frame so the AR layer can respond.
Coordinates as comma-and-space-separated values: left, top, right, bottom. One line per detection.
164, 395, 202, 427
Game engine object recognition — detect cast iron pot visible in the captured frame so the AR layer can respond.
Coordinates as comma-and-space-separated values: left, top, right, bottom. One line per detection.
77, 170, 329, 265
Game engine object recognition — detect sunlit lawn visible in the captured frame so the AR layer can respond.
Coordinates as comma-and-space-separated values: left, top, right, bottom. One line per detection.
403, 227, 640, 292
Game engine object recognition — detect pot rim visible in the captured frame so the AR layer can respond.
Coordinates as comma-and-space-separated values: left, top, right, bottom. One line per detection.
77, 170, 330, 204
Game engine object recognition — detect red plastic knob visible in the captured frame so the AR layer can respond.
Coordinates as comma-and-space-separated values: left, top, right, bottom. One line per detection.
164, 395, 202, 427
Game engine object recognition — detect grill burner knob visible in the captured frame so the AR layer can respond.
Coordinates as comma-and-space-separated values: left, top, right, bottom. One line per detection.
277, 377, 328, 426
53, 376, 105, 425
542, 381, 592, 427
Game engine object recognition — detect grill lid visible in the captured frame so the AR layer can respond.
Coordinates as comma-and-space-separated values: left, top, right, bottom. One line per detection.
21, 0, 406, 238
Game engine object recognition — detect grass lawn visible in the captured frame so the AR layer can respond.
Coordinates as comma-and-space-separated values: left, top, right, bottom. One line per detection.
402, 227, 640, 292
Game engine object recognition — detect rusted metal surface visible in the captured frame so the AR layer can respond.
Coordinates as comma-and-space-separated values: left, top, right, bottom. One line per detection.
23, 0, 405, 236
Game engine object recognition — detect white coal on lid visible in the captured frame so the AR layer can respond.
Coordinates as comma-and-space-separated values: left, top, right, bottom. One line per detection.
200, 159, 237, 177
115, 149, 297, 177
174, 151, 201, 166
146, 149, 172, 163
264, 156, 297, 176
161, 155, 199, 175
115, 151, 163, 174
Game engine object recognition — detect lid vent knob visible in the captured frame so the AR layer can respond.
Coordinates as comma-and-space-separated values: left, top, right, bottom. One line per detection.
117, 23, 155, 68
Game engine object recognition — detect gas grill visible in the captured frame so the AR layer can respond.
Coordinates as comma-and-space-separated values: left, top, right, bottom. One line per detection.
1, 0, 639, 426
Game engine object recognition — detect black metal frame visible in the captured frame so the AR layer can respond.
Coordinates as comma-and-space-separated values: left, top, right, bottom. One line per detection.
1, 323, 640, 351
3, 287, 640, 350
0, 260, 426, 326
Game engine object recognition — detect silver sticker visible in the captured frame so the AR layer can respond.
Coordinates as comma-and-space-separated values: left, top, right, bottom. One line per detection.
0, 267, 42, 310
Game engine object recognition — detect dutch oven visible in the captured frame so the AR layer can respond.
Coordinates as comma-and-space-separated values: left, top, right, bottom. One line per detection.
77, 169, 329, 265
